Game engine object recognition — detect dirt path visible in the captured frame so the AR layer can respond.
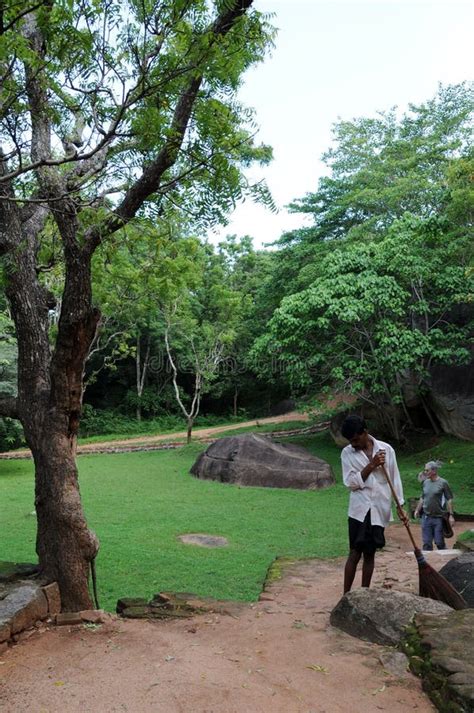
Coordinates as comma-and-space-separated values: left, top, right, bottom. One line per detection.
1, 523, 469, 713
0, 412, 311, 459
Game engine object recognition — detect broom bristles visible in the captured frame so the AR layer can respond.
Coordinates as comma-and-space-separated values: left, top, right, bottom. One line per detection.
414, 548, 467, 610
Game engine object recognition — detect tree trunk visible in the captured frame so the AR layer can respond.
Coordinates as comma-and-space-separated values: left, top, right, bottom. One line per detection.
233, 386, 239, 417
135, 333, 150, 422
187, 417, 194, 444
420, 392, 441, 435
33, 431, 97, 611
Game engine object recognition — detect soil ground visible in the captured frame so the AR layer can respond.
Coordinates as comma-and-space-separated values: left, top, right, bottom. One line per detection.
1, 522, 471, 713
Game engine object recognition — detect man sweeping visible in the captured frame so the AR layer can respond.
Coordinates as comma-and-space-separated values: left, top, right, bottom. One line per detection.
340, 415, 408, 593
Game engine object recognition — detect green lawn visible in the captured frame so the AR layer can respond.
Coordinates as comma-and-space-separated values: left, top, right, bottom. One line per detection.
0, 430, 472, 611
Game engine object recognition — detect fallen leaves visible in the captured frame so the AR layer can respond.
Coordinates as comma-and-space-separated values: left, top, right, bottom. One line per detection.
306, 664, 329, 674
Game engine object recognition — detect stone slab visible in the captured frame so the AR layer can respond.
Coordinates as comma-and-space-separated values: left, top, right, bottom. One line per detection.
0, 584, 48, 635
330, 588, 452, 646
404, 609, 474, 713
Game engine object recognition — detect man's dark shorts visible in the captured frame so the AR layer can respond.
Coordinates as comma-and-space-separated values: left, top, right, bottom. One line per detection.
348, 510, 385, 554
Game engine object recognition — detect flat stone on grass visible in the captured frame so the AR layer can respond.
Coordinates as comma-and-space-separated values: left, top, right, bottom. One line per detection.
178, 534, 228, 548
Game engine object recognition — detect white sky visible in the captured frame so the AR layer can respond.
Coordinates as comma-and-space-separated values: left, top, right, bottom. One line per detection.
208, 0, 474, 248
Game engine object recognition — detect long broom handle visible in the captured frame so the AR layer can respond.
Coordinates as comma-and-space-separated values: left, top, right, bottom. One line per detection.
380, 463, 419, 551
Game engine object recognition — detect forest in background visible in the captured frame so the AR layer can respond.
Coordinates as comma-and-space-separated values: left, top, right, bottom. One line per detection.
1, 82, 472, 448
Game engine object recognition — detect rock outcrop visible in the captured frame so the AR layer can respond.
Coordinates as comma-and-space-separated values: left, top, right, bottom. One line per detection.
190, 434, 335, 489
403, 609, 474, 713
439, 552, 474, 607
427, 360, 474, 441
330, 588, 452, 646
0, 562, 61, 653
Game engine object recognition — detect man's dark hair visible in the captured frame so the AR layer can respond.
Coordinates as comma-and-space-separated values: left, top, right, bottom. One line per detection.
341, 414, 367, 440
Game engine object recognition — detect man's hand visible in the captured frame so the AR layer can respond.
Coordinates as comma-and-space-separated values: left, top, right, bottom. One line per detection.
371, 450, 386, 469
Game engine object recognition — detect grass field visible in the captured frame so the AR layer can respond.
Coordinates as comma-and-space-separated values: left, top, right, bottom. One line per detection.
0, 429, 472, 611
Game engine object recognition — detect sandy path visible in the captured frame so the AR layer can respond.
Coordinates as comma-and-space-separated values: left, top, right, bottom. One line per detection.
1, 523, 469, 713
0, 412, 311, 459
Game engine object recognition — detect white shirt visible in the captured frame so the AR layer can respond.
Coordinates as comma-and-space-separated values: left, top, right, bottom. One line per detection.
341, 436, 405, 527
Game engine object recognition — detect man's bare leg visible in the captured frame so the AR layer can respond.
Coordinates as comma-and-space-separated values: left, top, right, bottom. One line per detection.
344, 549, 362, 593
361, 552, 375, 587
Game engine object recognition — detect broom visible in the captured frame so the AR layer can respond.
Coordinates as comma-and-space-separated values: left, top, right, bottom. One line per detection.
380, 463, 466, 610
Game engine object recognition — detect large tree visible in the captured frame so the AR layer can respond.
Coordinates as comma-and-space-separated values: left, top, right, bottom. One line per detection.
0, 0, 273, 610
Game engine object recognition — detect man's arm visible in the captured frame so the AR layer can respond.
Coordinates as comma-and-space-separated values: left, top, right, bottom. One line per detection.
414, 496, 423, 518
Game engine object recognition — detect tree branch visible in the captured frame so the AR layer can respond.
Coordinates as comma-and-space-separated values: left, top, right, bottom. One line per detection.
86, 0, 254, 249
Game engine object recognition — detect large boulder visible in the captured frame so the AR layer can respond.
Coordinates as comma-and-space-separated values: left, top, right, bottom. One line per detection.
439, 552, 474, 607
330, 588, 452, 646
426, 359, 474, 441
190, 434, 335, 490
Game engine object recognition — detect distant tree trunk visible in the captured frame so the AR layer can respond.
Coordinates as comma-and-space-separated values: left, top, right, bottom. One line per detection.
135, 333, 151, 421
420, 392, 441, 435
165, 320, 201, 444
186, 417, 194, 444
233, 386, 239, 417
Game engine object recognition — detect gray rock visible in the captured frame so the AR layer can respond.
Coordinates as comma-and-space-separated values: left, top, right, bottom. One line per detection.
427, 359, 474, 441
190, 434, 335, 490
0, 583, 48, 635
330, 588, 452, 646
408, 609, 474, 712
378, 650, 410, 677
178, 534, 228, 548
439, 552, 474, 607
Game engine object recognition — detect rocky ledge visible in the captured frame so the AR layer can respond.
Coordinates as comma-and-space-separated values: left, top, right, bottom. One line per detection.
402, 609, 474, 713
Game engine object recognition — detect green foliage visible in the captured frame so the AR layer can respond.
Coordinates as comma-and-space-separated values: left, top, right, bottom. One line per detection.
79, 405, 184, 437
286, 83, 473, 246
253, 214, 472, 438
0, 312, 22, 451
1, 1, 275, 225
250, 83, 474, 437
0, 417, 24, 451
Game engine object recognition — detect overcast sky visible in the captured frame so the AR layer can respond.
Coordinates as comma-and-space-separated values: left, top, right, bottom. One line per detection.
208, 0, 473, 248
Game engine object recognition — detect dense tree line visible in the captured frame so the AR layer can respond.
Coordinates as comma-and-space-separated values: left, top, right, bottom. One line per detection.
253, 83, 473, 440
1, 83, 472, 446
77, 83, 474, 443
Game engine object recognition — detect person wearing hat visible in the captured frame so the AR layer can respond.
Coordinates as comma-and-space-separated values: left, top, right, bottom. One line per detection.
414, 460, 454, 550
340, 414, 408, 594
